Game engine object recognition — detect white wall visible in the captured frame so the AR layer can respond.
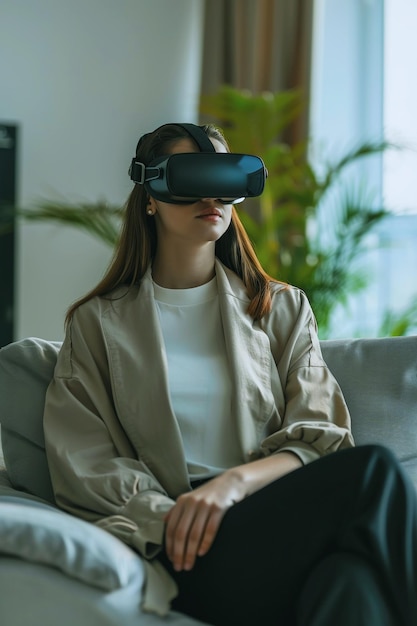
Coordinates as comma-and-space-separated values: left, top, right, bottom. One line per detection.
0, 0, 204, 341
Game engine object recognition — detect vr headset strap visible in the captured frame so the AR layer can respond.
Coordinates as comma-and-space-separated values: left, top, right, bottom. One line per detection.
130, 123, 217, 185
176, 123, 216, 153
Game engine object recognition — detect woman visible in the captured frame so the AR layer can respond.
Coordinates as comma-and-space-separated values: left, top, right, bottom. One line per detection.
44, 123, 417, 626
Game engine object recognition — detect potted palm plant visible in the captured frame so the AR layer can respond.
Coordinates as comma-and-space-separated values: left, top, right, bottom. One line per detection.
200, 85, 391, 335
2, 86, 415, 336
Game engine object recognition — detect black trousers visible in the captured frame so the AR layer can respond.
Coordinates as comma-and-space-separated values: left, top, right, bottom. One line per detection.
157, 445, 417, 626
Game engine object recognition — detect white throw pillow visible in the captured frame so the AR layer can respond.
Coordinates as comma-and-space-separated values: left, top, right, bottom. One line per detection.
0, 495, 144, 591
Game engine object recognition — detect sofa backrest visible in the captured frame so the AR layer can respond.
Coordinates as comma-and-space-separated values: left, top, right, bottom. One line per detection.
321, 336, 417, 488
0, 335, 417, 502
0, 338, 61, 502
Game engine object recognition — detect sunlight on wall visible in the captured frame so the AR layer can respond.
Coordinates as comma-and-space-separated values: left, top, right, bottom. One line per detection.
383, 0, 417, 215
310, 0, 417, 337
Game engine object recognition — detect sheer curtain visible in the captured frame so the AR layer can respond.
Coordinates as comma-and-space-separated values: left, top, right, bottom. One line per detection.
200, 0, 314, 144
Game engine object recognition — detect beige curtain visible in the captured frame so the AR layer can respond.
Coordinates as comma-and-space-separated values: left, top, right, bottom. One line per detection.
201, 0, 314, 143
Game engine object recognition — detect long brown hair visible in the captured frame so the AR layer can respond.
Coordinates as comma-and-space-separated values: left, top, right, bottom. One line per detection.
66, 123, 279, 324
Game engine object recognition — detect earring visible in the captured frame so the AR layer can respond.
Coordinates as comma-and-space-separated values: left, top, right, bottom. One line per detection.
147, 209, 154, 215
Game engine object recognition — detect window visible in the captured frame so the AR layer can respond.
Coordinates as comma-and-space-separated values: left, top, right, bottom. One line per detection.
383, 0, 417, 215
310, 0, 417, 337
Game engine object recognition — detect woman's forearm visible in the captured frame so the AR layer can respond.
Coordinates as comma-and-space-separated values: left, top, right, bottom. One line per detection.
164, 452, 303, 571
227, 452, 303, 499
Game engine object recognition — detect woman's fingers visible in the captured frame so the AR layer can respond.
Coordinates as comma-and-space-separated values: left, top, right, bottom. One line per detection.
164, 474, 242, 571
165, 496, 225, 571
164, 499, 191, 565
181, 502, 212, 570
165, 497, 205, 570
196, 505, 225, 557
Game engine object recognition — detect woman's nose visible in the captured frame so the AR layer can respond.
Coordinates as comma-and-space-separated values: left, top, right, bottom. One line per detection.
201, 197, 222, 204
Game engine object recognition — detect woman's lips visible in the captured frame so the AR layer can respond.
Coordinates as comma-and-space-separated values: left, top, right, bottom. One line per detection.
197, 208, 222, 219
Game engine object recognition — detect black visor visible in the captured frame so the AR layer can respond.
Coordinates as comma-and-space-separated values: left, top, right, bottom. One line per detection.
129, 152, 267, 204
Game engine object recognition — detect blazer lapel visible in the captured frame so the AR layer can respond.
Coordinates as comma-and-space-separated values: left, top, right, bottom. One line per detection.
215, 261, 277, 460
102, 270, 190, 497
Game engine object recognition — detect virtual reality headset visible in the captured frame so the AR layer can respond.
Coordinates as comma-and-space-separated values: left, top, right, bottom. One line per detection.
129, 123, 267, 205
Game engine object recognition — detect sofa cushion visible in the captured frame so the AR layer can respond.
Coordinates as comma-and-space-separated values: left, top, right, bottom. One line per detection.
321, 335, 417, 489
0, 495, 144, 591
0, 337, 60, 502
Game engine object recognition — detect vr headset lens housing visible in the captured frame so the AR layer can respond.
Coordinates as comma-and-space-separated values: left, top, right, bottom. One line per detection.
129, 152, 267, 205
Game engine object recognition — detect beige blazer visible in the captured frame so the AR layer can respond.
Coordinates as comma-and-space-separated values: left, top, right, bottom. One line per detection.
43, 259, 353, 602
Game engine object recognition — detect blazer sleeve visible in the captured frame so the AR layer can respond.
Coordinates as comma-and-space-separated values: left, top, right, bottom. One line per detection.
260, 285, 355, 465
43, 302, 175, 559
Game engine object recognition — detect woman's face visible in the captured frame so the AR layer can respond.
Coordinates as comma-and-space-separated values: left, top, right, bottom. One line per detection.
147, 137, 233, 250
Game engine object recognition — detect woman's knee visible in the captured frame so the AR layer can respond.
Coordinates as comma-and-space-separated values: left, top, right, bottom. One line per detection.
337, 444, 401, 479
355, 444, 404, 482
345, 443, 396, 462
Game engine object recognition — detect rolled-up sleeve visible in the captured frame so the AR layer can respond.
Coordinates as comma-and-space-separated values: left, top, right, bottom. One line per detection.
260, 286, 354, 464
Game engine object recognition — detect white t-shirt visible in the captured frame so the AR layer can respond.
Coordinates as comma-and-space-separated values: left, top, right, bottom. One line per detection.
153, 275, 242, 480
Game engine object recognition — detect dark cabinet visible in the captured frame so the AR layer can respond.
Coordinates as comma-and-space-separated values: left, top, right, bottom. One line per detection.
0, 124, 18, 347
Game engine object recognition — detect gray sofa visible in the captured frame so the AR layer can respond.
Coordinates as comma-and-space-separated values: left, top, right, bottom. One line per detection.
0, 335, 416, 625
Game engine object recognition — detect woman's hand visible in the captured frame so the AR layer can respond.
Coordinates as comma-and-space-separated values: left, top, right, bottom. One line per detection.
164, 452, 302, 572
164, 470, 244, 572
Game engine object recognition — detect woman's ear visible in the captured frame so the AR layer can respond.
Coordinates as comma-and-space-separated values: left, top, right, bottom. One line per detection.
146, 196, 157, 216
